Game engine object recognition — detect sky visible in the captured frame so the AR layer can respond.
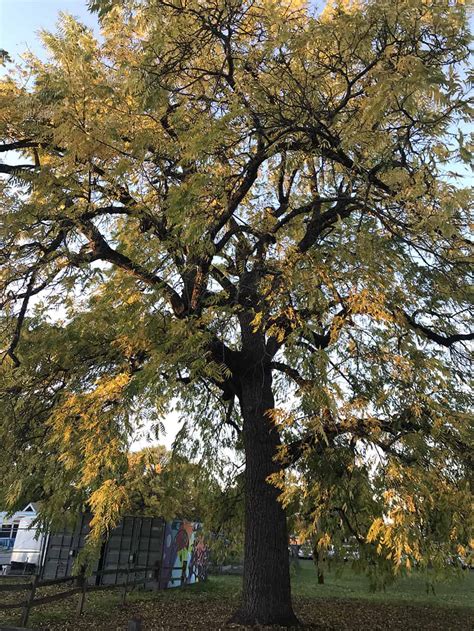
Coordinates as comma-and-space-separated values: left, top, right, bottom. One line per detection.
1, 1, 98, 62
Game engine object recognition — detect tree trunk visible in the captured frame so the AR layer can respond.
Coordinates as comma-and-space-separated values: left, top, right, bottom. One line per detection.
229, 362, 299, 626
314, 548, 325, 584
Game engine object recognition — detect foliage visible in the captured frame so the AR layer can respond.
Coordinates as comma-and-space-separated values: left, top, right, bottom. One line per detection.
125, 445, 244, 561
0, 0, 472, 581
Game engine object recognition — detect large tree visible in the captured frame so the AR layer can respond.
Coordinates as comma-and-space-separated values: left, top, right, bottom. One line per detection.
0, 0, 472, 625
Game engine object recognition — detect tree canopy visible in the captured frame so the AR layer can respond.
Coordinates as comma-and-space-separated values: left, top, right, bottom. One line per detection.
0, 0, 472, 624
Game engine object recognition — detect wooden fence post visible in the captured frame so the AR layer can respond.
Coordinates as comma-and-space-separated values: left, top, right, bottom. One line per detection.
153, 560, 160, 591
121, 567, 130, 606
127, 616, 142, 631
180, 560, 187, 586
20, 573, 39, 627
76, 568, 87, 616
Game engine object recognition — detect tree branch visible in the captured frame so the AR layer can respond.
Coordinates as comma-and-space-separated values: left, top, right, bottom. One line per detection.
1, 271, 37, 367
270, 361, 311, 388
78, 219, 186, 316
402, 311, 473, 347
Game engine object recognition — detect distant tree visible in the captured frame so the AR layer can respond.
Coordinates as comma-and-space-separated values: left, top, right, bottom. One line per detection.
125, 446, 219, 521
0, 0, 472, 625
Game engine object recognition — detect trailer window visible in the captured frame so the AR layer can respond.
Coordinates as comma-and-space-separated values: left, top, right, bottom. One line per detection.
0, 522, 20, 540
0, 524, 11, 538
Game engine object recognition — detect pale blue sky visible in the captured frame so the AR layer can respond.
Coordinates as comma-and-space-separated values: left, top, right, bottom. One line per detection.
1, 0, 98, 62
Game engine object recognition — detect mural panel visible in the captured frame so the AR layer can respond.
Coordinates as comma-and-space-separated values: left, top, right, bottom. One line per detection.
160, 520, 209, 589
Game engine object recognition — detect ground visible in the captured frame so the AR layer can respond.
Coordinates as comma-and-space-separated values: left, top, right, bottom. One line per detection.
0, 561, 472, 629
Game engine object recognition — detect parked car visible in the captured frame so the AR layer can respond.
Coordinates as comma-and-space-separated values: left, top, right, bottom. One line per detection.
297, 544, 313, 560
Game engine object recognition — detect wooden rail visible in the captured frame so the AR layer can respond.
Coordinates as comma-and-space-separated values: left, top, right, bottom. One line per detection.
0, 583, 32, 592
0, 562, 191, 627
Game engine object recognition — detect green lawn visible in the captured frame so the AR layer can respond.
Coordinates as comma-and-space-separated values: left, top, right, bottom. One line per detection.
174, 562, 473, 609
290, 560, 474, 609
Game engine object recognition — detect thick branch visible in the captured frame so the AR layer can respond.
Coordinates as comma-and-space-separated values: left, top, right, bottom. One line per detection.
298, 197, 358, 252
402, 311, 473, 347
270, 361, 311, 388
0, 164, 36, 175
210, 147, 268, 240
1, 271, 37, 367
78, 219, 186, 316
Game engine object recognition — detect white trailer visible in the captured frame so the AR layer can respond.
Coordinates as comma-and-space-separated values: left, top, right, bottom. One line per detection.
0, 503, 46, 573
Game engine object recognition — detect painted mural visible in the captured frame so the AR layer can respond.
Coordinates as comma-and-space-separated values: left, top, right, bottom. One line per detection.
160, 520, 209, 589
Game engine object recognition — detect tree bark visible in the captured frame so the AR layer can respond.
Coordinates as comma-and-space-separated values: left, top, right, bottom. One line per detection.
229, 357, 299, 626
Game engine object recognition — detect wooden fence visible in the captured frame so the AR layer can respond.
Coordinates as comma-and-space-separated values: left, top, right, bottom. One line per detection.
0, 561, 189, 627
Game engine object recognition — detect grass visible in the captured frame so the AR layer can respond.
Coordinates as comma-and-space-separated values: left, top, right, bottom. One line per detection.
291, 560, 474, 609
0, 562, 472, 629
